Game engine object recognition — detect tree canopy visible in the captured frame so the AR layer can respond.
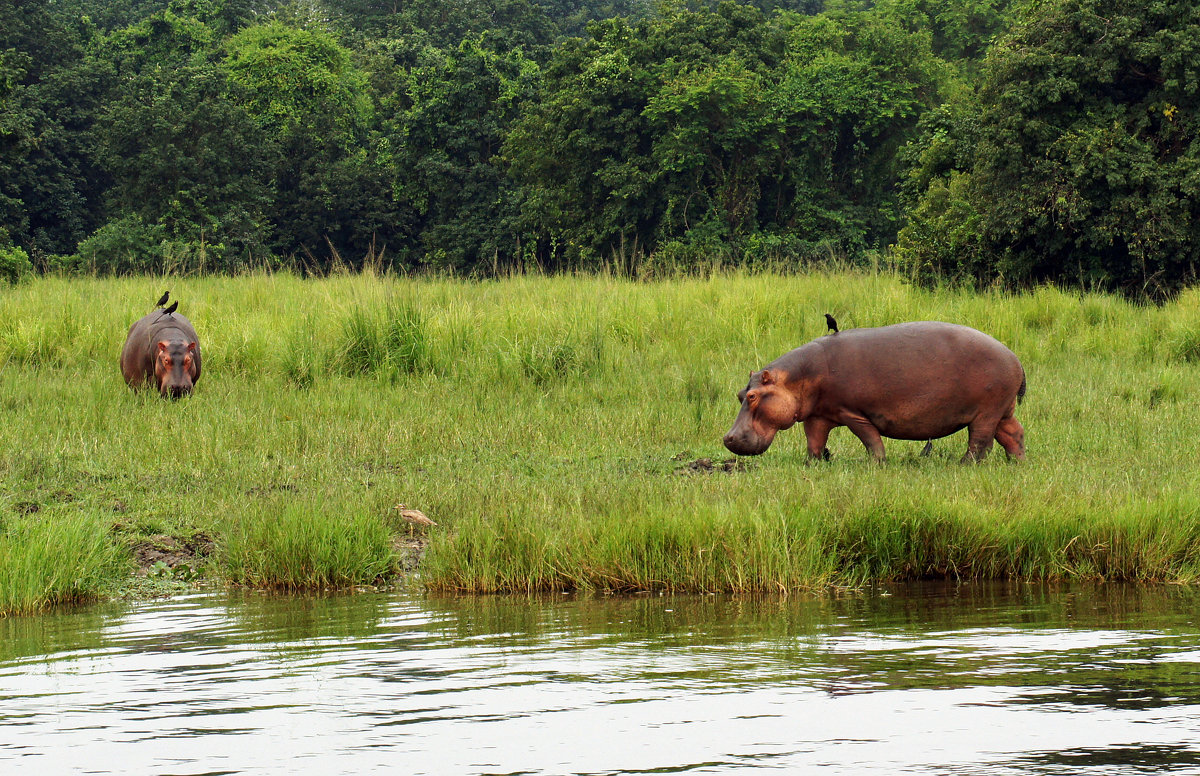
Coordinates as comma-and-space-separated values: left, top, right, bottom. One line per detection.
2, 0, 1198, 295
895, 0, 1200, 296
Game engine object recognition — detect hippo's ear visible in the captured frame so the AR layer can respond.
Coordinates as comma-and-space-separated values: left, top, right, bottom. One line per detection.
187, 342, 197, 352
760, 369, 774, 385
157, 341, 169, 353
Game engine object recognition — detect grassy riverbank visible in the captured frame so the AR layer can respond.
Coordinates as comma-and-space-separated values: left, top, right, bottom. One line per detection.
3, 271, 1200, 613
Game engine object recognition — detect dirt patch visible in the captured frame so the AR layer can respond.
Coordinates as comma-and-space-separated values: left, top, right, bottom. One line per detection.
677, 457, 747, 474
132, 533, 216, 575
392, 535, 428, 573
245, 483, 299, 497
13, 501, 40, 515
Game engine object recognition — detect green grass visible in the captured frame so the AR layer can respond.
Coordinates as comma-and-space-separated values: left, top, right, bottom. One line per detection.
222, 501, 396, 589
2, 269, 1200, 612
0, 513, 126, 614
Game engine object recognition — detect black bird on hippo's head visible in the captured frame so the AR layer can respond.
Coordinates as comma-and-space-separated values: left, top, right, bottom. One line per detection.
825, 313, 839, 334
155, 291, 169, 309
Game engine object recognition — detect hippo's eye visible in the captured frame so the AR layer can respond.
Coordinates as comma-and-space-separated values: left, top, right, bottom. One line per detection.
163, 358, 173, 367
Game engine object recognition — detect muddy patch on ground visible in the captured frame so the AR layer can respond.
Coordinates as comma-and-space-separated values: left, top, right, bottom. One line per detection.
392, 535, 428, 573
132, 533, 216, 576
675, 457, 748, 474
245, 483, 299, 497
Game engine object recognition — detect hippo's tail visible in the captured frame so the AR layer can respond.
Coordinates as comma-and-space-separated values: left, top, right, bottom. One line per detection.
1017, 370, 1026, 405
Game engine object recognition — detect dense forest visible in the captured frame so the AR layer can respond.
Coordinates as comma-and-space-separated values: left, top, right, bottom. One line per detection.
1, 0, 1196, 295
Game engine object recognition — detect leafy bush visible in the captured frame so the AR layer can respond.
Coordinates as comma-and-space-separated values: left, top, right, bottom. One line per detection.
71, 215, 167, 274
892, 172, 984, 284
0, 245, 33, 284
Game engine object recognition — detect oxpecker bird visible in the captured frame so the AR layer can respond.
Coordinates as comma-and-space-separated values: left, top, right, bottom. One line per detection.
155, 291, 169, 309
162, 301, 178, 316
825, 313, 839, 334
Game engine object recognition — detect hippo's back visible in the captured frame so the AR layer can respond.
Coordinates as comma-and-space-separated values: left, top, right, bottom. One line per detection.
828, 321, 1017, 364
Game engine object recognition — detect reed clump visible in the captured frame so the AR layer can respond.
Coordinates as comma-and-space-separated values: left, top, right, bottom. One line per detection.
0, 514, 126, 614
221, 502, 396, 590
2, 270, 1200, 612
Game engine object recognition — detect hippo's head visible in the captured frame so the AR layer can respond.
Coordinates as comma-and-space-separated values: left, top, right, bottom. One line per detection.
154, 340, 197, 399
723, 368, 801, 456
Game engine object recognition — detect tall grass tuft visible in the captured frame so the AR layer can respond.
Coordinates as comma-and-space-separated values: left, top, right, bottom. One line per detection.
221, 502, 396, 590
280, 318, 321, 389
339, 307, 385, 377
338, 302, 430, 379
381, 302, 430, 375
0, 515, 125, 615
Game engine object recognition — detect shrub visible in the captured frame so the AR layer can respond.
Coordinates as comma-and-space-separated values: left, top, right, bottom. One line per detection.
0, 245, 33, 284
71, 215, 167, 275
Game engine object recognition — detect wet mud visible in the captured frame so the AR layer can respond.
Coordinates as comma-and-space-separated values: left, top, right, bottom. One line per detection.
675, 457, 747, 474
132, 533, 215, 576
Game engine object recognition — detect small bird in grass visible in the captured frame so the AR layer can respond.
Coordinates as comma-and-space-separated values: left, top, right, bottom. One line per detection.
162, 301, 178, 316
825, 313, 839, 334
394, 503, 436, 534
155, 291, 170, 309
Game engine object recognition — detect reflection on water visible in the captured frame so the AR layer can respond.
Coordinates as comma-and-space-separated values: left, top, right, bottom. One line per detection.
2, 583, 1200, 774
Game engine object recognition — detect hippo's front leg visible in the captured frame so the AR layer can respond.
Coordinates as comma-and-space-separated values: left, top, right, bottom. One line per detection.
802, 418, 835, 462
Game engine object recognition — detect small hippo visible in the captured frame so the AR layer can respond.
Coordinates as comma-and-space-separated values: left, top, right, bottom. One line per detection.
120, 303, 202, 398
723, 321, 1025, 463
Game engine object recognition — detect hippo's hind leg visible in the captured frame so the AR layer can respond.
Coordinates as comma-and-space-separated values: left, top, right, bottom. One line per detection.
845, 415, 886, 462
995, 416, 1026, 461
961, 418, 1000, 464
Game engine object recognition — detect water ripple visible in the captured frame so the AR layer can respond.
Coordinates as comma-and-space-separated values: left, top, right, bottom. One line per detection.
2, 585, 1200, 774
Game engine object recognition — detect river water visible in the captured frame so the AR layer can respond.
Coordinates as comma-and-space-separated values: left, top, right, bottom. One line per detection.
3, 583, 1200, 774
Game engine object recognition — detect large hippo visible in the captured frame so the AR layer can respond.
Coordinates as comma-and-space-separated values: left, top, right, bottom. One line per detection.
120, 303, 202, 398
723, 321, 1025, 463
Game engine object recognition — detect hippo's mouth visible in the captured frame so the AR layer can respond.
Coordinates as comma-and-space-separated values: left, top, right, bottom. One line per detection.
722, 427, 777, 456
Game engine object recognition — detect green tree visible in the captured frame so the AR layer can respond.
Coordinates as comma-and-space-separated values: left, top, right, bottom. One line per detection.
223, 21, 371, 148
534, 0, 654, 37
223, 20, 383, 261
506, 2, 945, 267
334, 0, 558, 55
505, 3, 789, 267
0, 1, 108, 259
645, 56, 780, 243
95, 63, 277, 270
873, 0, 1013, 67
768, 9, 946, 251
904, 0, 1200, 296
385, 37, 541, 270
